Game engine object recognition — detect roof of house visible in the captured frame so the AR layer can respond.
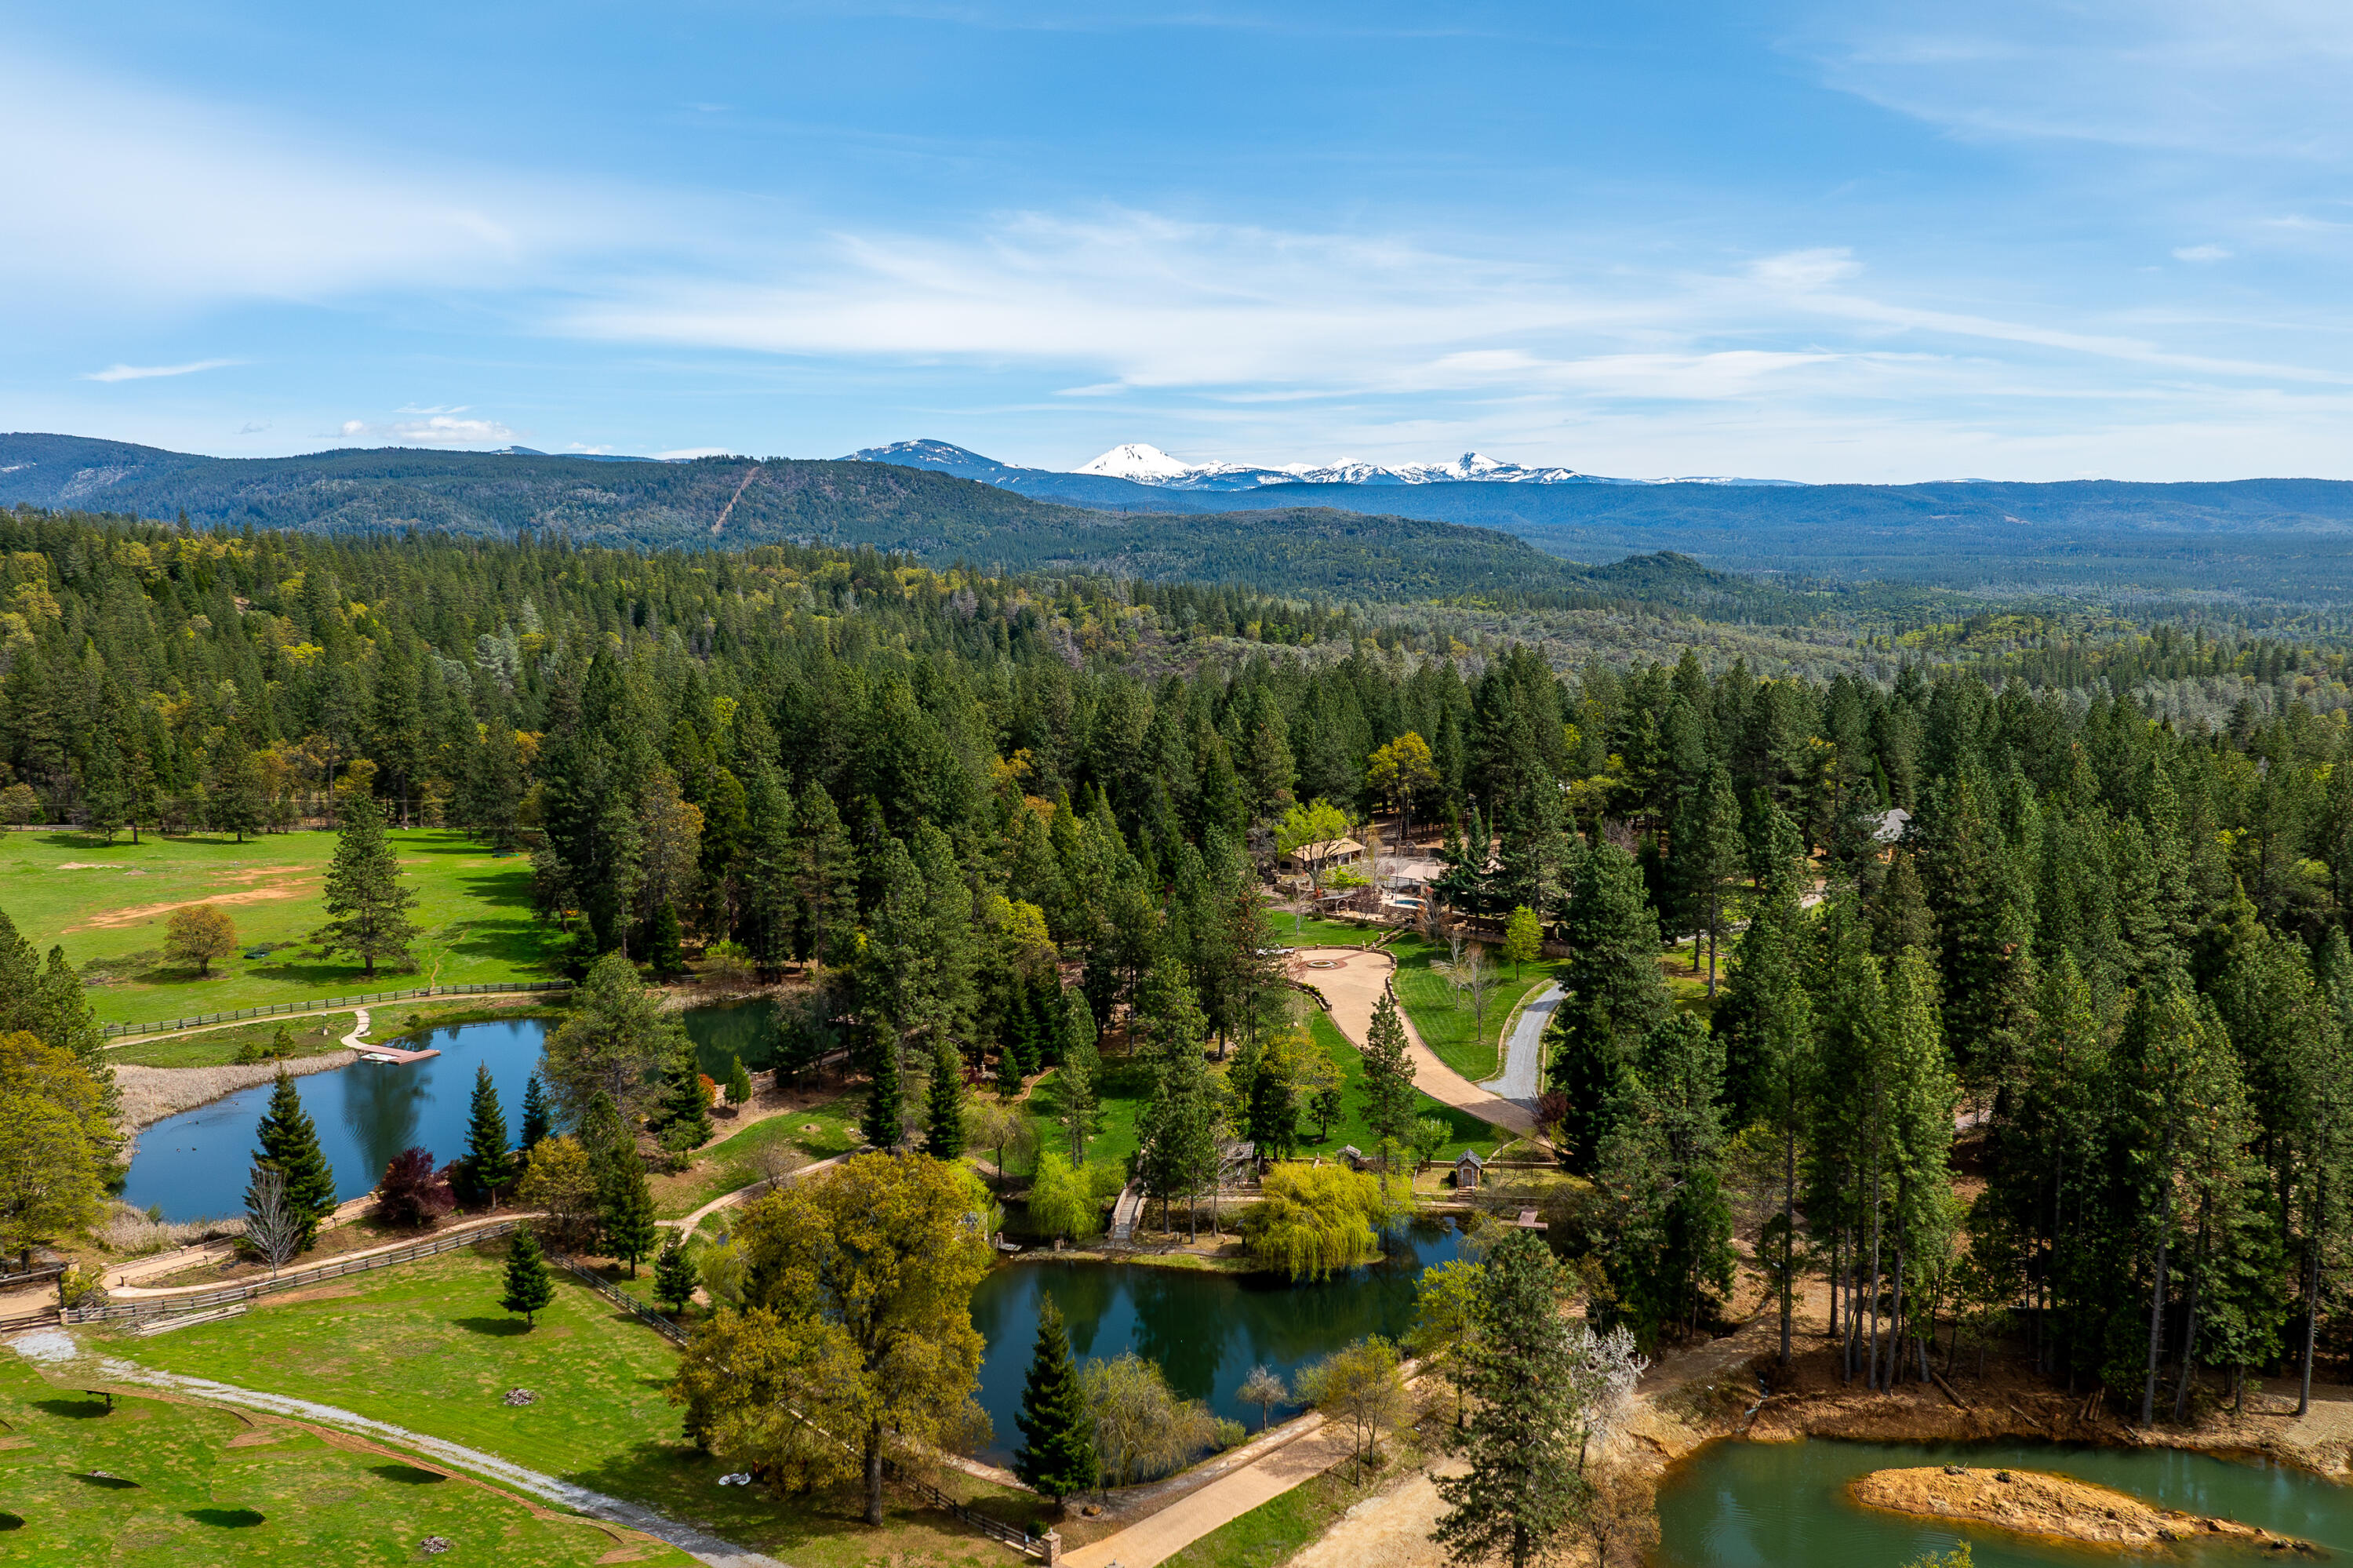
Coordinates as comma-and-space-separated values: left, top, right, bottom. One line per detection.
1286, 837, 1364, 859
1337, 1144, 1365, 1159
1455, 1148, 1486, 1167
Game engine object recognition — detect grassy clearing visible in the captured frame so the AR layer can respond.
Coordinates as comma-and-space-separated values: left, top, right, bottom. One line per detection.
1386, 933, 1555, 1082
649, 1094, 863, 1219
106, 1012, 358, 1068
0, 1354, 685, 1566
1159, 1464, 1363, 1568
0, 828, 562, 1026
99, 1240, 1041, 1563
1268, 911, 1387, 948
1011, 1011, 1497, 1184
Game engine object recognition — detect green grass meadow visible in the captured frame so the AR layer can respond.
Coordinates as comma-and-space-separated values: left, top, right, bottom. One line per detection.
96, 1241, 1038, 1564
651, 1097, 863, 1220
0, 1352, 686, 1567
1384, 933, 1556, 1082
0, 828, 561, 1027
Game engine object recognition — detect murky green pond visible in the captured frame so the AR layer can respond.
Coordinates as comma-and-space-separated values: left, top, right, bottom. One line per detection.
1653, 1437, 2353, 1566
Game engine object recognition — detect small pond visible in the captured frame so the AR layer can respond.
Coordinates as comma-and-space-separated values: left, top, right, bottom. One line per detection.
122, 1002, 778, 1221
1653, 1437, 2353, 1567
968, 1217, 1467, 1466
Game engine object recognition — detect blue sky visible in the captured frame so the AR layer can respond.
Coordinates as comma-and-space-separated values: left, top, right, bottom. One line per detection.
6, 1, 2351, 481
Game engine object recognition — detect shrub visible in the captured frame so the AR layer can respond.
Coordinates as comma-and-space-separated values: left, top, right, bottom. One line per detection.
165, 904, 238, 976
1240, 1163, 1396, 1281
376, 1147, 453, 1228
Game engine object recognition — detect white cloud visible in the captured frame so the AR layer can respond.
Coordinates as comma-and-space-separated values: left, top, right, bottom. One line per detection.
2173, 245, 2233, 263
0, 56, 662, 310
82, 358, 241, 382
338, 413, 519, 446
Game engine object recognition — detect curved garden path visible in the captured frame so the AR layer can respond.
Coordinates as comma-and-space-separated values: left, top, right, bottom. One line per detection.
1478, 981, 1562, 1109
1286, 948, 1533, 1135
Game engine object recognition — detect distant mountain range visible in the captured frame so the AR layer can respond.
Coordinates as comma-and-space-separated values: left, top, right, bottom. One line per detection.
843, 438, 1798, 492
16, 429, 2353, 602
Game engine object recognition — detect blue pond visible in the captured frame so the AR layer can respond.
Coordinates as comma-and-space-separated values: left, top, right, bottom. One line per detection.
968, 1219, 1466, 1465
122, 1002, 778, 1221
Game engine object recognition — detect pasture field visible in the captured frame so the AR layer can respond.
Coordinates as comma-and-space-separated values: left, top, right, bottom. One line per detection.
0, 1349, 687, 1566
0, 828, 561, 1027
96, 1241, 1040, 1565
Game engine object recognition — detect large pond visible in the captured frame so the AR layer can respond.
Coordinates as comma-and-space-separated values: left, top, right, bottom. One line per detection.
967, 1219, 1467, 1466
1654, 1437, 2353, 1567
122, 1001, 780, 1221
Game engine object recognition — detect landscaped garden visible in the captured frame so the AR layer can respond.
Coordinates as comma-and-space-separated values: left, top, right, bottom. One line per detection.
92, 1239, 1044, 1566
1384, 932, 1558, 1082
0, 1350, 690, 1566
0, 827, 561, 1026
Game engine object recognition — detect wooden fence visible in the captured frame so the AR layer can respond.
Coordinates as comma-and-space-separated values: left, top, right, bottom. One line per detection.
553, 1256, 689, 1347
60, 1219, 526, 1323
102, 980, 573, 1039
885, 1464, 1052, 1560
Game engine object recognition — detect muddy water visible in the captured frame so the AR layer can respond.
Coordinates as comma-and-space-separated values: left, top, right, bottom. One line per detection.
1653, 1436, 2353, 1566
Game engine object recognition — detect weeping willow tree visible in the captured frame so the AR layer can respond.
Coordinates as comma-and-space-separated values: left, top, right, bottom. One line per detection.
1241, 1164, 1396, 1281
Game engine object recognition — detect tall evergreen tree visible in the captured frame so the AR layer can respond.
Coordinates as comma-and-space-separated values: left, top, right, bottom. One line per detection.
926, 1035, 967, 1159
463, 1064, 515, 1209
653, 1230, 697, 1315
252, 1070, 336, 1251
1548, 843, 1669, 1172
1669, 763, 1743, 995
606, 1161, 659, 1277
518, 1071, 553, 1151
500, 1224, 555, 1326
311, 795, 420, 977
1358, 993, 1418, 1190
1433, 1230, 1588, 1568
1013, 1297, 1097, 1504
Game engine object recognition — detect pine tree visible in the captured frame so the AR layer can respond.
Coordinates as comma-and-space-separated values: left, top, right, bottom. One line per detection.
864, 1028, 905, 1150
1013, 1297, 1096, 1503
654, 1046, 714, 1150
1358, 993, 1417, 1191
1055, 988, 1101, 1163
927, 1035, 967, 1159
724, 1053, 753, 1108
500, 1224, 555, 1326
645, 903, 686, 977
1548, 843, 1670, 1173
1434, 1230, 1589, 1568
994, 1039, 1027, 1101
311, 795, 421, 977
606, 1162, 659, 1277
463, 1064, 515, 1209
252, 1069, 336, 1251
518, 1072, 552, 1151
1669, 763, 1743, 995
653, 1230, 697, 1315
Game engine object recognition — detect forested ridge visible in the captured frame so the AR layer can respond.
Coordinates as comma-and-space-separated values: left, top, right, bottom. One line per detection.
11, 508, 2353, 1418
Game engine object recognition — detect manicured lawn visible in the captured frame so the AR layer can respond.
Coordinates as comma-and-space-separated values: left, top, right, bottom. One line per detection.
649, 1096, 862, 1219
0, 1353, 685, 1566
99, 1241, 1040, 1563
1014, 1013, 1497, 1180
106, 1011, 357, 1068
0, 828, 562, 1026
1268, 911, 1387, 948
1161, 1465, 1362, 1568
1298, 1010, 1495, 1161
1386, 933, 1556, 1082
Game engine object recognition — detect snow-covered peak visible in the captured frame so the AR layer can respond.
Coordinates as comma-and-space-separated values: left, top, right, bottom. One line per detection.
1076, 443, 1195, 481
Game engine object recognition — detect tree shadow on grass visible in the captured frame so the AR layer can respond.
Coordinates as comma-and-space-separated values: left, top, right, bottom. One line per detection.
368, 1464, 447, 1485
187, 1507, 267, 1526
32, 1398, 113, 1419
453, 1316, 533, 1337
74, 1473, 140, 1489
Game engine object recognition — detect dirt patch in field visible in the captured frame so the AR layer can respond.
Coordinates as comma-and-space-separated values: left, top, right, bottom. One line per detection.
256, 1282, 361, 1308
73, 879, 318, 930
224, 1429, 284, 1448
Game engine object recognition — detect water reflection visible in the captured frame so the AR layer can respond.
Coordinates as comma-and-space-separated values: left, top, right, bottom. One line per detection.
968, 1220, 1463, 1464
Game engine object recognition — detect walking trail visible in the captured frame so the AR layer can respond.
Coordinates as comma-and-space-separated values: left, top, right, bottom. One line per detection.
1478, 981, 1562, 1109
1286, 948, 1533, 1134
6, 1330, 784, 1568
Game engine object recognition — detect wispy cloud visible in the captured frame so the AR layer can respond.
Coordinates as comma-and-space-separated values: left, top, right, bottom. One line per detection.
337, 413, 519, 446
2173, 245, 2232, 263
83, 358, 241, 383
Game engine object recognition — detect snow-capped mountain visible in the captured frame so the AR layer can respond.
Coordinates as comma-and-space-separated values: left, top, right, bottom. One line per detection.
839, 438, 1803, 492
1071, 442, 1593, 489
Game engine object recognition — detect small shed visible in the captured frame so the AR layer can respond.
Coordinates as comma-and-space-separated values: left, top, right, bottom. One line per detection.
1336, 1144, 1368, 1171
1452, 1148, 1485, 1189
1511, 1207, 1549, 1231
